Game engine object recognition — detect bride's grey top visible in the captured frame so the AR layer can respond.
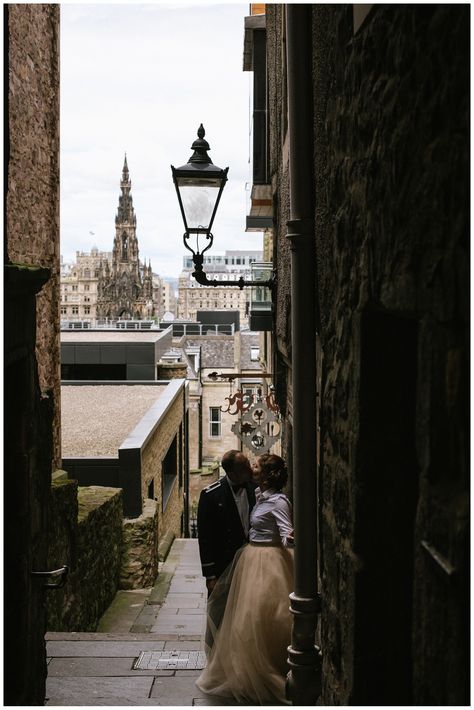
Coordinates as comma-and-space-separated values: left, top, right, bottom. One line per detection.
249, 488, 294, 547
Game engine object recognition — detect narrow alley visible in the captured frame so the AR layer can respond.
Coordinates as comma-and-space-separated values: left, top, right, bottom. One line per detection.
45, 539, 232, 706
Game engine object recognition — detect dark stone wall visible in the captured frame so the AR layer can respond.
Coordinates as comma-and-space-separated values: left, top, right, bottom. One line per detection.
6, 4, 61, 468
4, 4, 60, 704
4, 266, 52, 705
47, 484, 124, 631
266, 4, 469, 705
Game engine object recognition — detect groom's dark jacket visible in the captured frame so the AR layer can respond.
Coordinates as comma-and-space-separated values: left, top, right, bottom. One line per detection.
197, 476, 257, 580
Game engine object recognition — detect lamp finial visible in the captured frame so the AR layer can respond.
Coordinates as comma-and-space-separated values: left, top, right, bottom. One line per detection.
189, 124, 211, 165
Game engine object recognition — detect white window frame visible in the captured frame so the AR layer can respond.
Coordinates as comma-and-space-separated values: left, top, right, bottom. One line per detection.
209, 407, 221, 438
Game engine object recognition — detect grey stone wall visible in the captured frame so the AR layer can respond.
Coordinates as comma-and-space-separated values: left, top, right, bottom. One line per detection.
120, 499, 159, 589
47, 483, 123, 631
266, 4, 469, 705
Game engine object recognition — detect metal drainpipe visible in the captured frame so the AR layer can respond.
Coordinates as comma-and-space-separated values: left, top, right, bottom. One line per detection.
285, 4, 322, 705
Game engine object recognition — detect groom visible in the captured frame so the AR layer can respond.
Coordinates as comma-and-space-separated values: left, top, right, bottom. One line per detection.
197, 449, 256, 596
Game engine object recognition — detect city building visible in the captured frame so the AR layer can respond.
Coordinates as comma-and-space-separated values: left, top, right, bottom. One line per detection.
160, 278, 178, 318
96, 156, 155, 320
177, 250, 263, 325
60, 328, 173, 381
60, 247, 112, 321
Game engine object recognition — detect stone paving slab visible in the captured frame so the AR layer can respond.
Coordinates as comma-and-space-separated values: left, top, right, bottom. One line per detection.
163, 640, 203, 651
45, 677, 154, 706
163, 593, 206, 608
151, 615, 206, 635
46, 640, 166, 657
48, 657, 158, 677
161, 607, 206, 615
46, 632, 167, 642
193, 697, 235, 706
169, 580, 205, 593
150, 674, 208, 705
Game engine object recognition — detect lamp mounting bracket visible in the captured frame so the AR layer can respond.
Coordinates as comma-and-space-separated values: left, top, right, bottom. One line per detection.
191, 251, 275, 290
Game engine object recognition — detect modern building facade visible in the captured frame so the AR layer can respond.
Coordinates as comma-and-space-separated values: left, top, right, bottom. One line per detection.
177, 250, 263, 325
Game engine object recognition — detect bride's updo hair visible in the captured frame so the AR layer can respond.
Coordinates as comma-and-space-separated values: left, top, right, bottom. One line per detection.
258, 454, 288, 491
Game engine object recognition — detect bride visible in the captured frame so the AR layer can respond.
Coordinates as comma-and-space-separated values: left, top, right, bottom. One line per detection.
196, 453, 294, 705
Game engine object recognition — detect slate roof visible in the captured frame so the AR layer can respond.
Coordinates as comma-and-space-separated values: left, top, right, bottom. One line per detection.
240, 332, 261, 370
185, 337, 236, 368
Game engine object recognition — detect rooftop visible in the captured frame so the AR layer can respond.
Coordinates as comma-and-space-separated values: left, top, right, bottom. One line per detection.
61, 384, 167, 457
61, 331, 167, 343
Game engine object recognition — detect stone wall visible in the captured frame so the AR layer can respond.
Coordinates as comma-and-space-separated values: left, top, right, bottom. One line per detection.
6, 4, 61, 469
157, 362, 188, 379
201, 377, 241, 460
5, 5, 60, 703
120, 499, 159, 589
266, 4, 469, 706
47, 482, 123, 631
189, 463, 220, 509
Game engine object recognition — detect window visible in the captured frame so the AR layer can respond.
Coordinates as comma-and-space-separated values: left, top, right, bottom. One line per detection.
84, 269, 90, 278
72, 306, 79, 315
209, 407, 221, 437
72, 285, 78, 291
147, 479, 155, 500
162, 436, 178, 510
84, 284, 90, 291
84, 306, 90, 315
60, 306, 67, 315
243, 386, 256, 407
250, 346, 260, 361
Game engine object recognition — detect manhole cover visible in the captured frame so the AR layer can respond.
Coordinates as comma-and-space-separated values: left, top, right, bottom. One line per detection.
134, 650, 207, 670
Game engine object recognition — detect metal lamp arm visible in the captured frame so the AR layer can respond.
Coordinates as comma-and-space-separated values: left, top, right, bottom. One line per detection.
191, 266, 275, 290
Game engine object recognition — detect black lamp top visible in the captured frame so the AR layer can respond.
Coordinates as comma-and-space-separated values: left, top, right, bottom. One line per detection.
189, 124, 212, 165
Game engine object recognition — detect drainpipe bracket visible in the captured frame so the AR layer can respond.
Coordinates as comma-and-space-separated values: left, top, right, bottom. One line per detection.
286, 218, 314, 243
289, 591, 321, 614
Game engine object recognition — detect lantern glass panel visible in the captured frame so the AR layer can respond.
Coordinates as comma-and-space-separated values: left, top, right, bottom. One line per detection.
179, 183, 220, 231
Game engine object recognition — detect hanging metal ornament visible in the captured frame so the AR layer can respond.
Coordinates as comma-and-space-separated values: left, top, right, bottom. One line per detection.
231, 388, 281, 454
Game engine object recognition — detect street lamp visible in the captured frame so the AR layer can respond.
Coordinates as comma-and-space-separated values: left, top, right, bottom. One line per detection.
172, 125, 274, 290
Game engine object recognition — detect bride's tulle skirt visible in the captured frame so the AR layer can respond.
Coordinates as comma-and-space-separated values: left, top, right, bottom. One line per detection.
196, 542, 294, 705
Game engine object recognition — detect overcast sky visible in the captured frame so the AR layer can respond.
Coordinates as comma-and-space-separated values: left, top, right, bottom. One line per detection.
60, 3, 262, 278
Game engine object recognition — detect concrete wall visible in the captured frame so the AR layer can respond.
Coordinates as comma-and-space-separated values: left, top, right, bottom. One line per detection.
266, 4, 469, 705
47, 480, 123, 631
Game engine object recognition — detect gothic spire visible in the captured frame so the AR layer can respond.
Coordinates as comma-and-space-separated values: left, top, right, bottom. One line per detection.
117, 155, 135, 225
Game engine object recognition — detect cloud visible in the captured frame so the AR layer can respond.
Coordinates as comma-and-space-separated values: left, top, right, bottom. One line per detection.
60, 3, 261, 278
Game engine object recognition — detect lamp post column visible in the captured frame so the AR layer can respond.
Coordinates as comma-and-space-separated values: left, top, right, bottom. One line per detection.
285, 3, 322, 705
